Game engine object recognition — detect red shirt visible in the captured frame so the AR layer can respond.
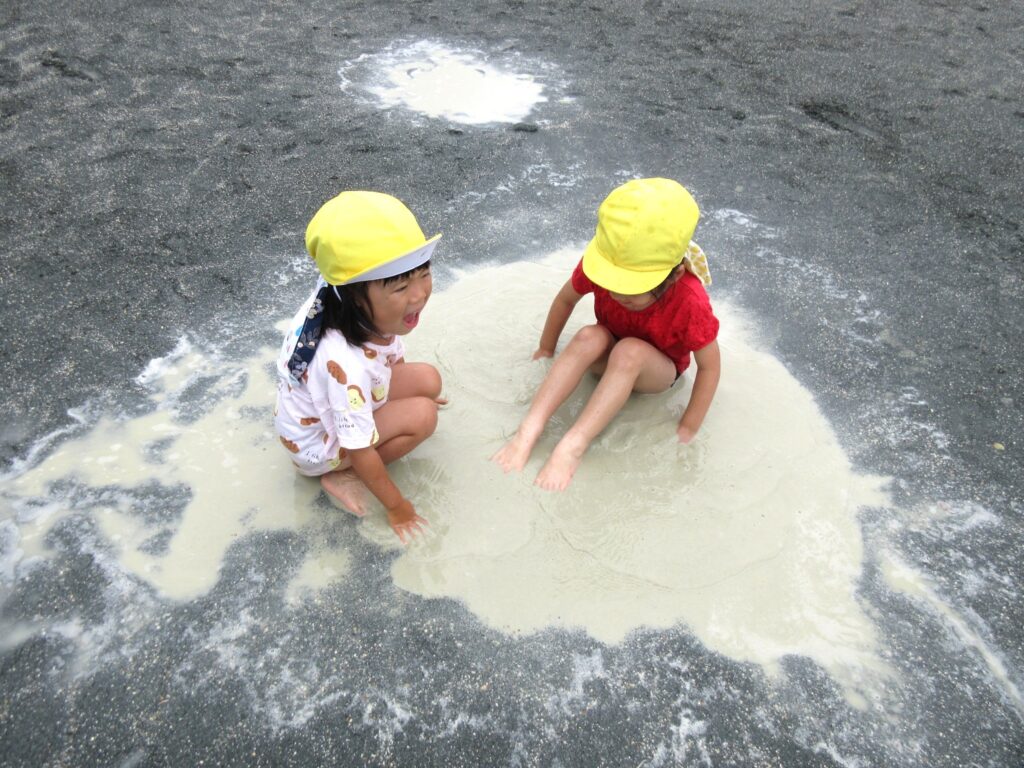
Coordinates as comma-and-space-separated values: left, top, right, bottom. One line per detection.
571, 259, 719, 374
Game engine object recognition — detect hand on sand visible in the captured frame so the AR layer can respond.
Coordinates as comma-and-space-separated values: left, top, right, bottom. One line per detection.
532, 348, 554, 361
675, 428, 700, 444
676, 423, 697, 444
386, 499, 429, 544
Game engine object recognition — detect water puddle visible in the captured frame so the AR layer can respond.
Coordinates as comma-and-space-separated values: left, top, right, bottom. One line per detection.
340, 40, 549, 124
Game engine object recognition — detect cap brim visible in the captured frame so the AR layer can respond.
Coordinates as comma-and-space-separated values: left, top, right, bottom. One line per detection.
581, 237, 673, 295
342, 234, 441, 284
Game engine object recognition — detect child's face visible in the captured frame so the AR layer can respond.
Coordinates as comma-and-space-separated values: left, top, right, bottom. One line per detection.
608, 290, 656, 312
364, 266, 433, 339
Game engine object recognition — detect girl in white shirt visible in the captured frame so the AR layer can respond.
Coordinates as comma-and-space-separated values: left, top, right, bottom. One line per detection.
275, 191, 444, 544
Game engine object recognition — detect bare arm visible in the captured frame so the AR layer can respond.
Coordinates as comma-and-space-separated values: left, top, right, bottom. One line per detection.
348, 446, 425, 543
677, 339, 721, 443
534, 280, 584, 359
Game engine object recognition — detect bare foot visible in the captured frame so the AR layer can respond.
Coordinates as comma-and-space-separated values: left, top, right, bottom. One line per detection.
535, 439, 585, 492
320, 469, 368, 516
491, 429, 539, 473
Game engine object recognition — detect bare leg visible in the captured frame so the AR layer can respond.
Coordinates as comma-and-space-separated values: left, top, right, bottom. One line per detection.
536, 337, 676, 491
492, 325, 615, 472
388, 361, 443, 401
372, 396, 439, 463
322, 361, 442, 513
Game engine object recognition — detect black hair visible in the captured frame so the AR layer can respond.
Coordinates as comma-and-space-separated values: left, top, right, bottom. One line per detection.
650, 263, 683, 300
321, 261, 431, 346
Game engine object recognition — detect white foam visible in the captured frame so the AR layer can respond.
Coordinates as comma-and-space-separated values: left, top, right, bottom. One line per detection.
548, 650, 606, 715
341, 40, 548, 125
0, 519, 22, 584
276, 253, 314, 287
437, 707, 490, 738
948, 504, 998, 532
0, 408, 89, 479
881, 550, 1024, 714
443, 162, 585, 214
710, 208, 778, 238
357, 686, 415, 747
134, 336, 192, 387
46, 619, 84, 641
900, 499, 1001, 538
649, 697, 711, 767
173, 608, 352, 732
117, 749, 148, 768
812, 742, 865, 768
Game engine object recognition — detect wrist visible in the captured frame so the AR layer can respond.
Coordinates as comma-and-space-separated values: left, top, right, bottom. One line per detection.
679, 414, 701, 432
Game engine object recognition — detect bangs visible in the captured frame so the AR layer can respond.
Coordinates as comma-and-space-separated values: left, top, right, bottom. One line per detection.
380, 260, 431, 287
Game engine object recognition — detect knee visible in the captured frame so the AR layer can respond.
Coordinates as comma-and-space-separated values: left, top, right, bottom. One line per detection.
421, 363, 443, 400
411, 396, 439, 437
567, 324, 614, 356
606, 337, 649, 372
401, 361, 442, 399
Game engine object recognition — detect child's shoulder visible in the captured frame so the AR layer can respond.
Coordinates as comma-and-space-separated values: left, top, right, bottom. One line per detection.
317, 331, 401, 370
669, 270, 712, 303
313, 330, 364, 370
570, 258, 594, 293
305, 332, 377, 391
662, 272, 716, 327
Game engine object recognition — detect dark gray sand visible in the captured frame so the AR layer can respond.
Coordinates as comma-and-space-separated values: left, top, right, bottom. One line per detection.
2, 1, 1022, 765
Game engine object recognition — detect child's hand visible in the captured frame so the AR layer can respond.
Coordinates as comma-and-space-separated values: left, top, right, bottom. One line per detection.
386, 499, 429, 544
532, 348, 554, 361
676, 423, 697, 444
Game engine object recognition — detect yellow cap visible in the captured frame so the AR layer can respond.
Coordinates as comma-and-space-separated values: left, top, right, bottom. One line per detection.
582, 178, 699, 295
305, 191, 441, 285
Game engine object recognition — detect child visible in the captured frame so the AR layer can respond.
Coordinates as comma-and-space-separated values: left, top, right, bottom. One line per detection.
275, 191, 445, 543
492, 178, 721, 491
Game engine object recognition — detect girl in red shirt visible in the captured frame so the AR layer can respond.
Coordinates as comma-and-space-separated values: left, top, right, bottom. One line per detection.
492, 178, 721, 491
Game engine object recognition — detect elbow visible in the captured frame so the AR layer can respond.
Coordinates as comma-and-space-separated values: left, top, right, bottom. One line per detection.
694, 340, 721, 374
555, 296, 577, 315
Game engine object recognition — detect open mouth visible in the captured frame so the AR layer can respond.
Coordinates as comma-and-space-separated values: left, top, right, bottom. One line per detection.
403, 311, 420, 329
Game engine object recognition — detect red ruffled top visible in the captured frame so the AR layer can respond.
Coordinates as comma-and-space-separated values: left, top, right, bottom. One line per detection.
571, 259, 719, 374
